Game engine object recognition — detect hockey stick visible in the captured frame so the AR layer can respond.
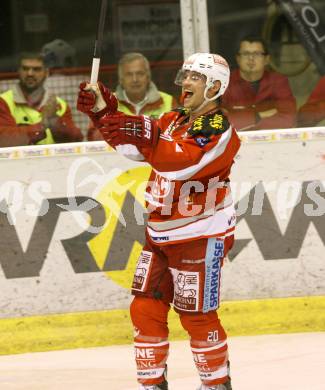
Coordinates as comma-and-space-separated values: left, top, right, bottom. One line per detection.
90, 0, 108, 85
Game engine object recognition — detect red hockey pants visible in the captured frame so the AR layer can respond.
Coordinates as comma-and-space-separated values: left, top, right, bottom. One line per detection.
130, 234, 233, 386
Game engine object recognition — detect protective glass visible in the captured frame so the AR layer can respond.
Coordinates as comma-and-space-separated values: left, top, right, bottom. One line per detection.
174, 70, 206, 86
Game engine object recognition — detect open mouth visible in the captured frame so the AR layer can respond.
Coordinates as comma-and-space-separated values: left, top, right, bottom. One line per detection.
183, 91, 193, 99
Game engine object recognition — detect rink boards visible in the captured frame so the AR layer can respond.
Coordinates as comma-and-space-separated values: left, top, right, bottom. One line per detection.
0, 127, 324, 318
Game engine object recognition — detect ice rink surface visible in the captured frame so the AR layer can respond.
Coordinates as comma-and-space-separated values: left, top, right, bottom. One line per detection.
0, 332, 324, 390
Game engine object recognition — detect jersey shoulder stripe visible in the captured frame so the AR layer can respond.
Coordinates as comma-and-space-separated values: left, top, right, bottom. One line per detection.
154, 125, 233, 180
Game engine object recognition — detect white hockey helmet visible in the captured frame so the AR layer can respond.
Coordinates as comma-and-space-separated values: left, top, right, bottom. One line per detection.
175, 52, 230, 100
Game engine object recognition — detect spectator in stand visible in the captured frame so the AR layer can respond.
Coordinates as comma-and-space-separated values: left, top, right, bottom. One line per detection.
222, 36, 296, 131
0, 52, 83, 147
298, 75, 325, 127
88, 52, 178, 140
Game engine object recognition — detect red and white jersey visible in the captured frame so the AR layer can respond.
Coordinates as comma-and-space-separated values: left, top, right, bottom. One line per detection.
117, 108, 241, 244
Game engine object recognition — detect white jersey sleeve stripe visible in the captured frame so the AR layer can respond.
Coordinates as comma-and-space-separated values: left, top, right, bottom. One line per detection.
147, 192, 233, 231
153, 125, 233, 180
147, 204, 236, 244
115, 144, 145, 161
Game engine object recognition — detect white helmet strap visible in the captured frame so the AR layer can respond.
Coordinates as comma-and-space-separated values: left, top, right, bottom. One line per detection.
191, 83, 220, 114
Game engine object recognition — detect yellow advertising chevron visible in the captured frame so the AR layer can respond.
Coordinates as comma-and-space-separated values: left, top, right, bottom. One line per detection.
88, 166, 151, 288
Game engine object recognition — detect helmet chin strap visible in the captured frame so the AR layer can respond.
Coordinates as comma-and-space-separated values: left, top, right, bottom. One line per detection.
190, 83, 221, 114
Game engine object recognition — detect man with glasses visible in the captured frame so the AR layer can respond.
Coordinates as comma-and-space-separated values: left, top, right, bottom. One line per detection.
222, 36, 296, 130
78, 52, 240, 389
87, 52, 177, 140
0, 52, 83, 146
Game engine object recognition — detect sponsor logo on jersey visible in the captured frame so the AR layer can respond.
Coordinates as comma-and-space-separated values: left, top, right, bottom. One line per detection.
209, 114, 224, 130
199, 372, 213, 378
137, 370, 159, 377
170, 269, 199, 311
132, 250, 153, 292
151, 175, 172, 199
193, 353, 207, 363
203, 238, 223, 312
195, 136, 210, 147
188, 111, 228, 137
228, 213, 236, 226
135, 347, 155, 359
164, 120, 176, 135
151, 236, 170, 242
191, 115, 205, 133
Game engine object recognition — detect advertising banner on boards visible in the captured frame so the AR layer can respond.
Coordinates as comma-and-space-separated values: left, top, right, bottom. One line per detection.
0, 129, 324, 318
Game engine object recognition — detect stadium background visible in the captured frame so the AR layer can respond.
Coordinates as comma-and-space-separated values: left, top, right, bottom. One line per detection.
1, 0, 325, 136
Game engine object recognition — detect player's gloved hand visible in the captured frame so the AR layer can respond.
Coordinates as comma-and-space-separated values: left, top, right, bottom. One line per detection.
77, 81, 118, 122
98, 114, 160, 148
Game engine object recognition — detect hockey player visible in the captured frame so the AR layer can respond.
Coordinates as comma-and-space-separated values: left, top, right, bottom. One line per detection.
77, 52, 240, 390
